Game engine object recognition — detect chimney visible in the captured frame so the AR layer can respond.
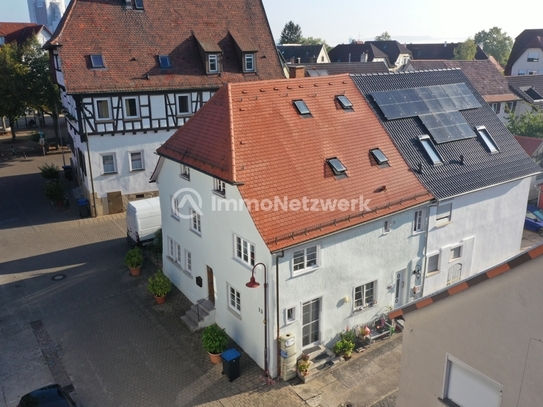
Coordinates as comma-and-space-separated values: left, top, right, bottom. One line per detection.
296, 57, 301, 64
289, 65, 305, 79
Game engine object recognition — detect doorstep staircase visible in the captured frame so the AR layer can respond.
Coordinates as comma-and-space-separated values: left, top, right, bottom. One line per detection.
296, 345, 339, 383
180, 299, 216, 332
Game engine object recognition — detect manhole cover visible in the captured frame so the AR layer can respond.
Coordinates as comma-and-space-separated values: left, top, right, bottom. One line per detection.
51, 274, 67, 281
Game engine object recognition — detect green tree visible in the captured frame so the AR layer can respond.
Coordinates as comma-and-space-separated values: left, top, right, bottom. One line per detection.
453, 38, 477, 60
474, 27, 513, 66
506, 108, 543, 138
279, 21, 302, 44
375, 31, 391, 41
300, 36, 331, 52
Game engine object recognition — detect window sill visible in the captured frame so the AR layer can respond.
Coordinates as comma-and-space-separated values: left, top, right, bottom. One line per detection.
291, 266, 319, 278
95, 118, 113, 123
171, 214, 180, 222
179, 174, 190, 180
124, 117, 140, 121
227, 307, 242, 320
352, 303, 377, 316
130, 168, 145, 172
213, 191, 226, 198
102, 172, 117, 175
435, 220, 451, 227
176, 113, 192, 117
233, 257, 254, 270
190, 229, 202, 237
426, 270, 440, 277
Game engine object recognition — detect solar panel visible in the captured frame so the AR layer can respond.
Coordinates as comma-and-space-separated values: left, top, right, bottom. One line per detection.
419, 111, 475, 144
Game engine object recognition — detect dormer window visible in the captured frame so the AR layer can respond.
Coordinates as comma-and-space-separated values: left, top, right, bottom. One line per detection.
475, 126, 499, 154
293, 100, 311, 116
244, 53, 255, 72
208, 54, 219, 73
370, 148, 389, 167
326, 157, 347, 176
134, 0, 144, 9
418, 135, 442, 165
336, 95, 353, 110
158, 55, 171, 69
90, 54, 105, 68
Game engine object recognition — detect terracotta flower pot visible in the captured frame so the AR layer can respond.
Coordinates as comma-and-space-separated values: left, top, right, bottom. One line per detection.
154, 295, 166, 304
129, 267, 141, 276
209, 352, 222, 364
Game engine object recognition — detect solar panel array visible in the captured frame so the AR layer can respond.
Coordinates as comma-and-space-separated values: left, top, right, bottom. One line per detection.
371, 83, 481, 144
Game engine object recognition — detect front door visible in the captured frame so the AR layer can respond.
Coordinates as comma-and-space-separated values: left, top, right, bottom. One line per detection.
302, 298, 320, 347
207, 266, 215, 305
107, 191, 123, 214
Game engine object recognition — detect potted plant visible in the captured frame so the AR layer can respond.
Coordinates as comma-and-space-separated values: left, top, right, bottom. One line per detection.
296, 353, 311, 377
202, 324, 228, 364
124, 247, 143, 276
333, 328, 356, 360
147, 269, 171, 304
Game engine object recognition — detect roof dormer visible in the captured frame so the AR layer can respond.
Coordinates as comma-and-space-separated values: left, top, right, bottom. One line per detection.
230, 31, 258, 74
194, 34, 222, 75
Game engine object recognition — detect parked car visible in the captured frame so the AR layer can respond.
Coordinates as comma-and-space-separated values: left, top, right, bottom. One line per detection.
17, 384, 76, 407
525, 205, 543, 236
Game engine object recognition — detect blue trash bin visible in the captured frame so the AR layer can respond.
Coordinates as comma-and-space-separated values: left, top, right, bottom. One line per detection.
221, 348, 241, 382
77, 198, 90, 218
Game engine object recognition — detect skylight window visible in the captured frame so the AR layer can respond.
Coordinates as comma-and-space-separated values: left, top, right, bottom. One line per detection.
326, 157, 347, 176
336, 95, 353, 110
525, 87, 543, 102
134, 0, 144, 9
293, 100, 311, 116
90, 54, 105, 68
158, 55, 172, 69
370, 148, 389, 166
418, 135, 442, 165
475, 126, 499, 154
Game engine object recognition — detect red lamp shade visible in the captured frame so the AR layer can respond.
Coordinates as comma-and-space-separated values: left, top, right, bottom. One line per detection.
246, 275, 260, 288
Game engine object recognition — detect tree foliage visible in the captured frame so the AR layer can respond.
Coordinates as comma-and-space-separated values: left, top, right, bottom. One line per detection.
474, 27, 513, 66
453, 38, 477, 60
300, 36, 331, 52
279, 21, 302, 44
506, 108, 543, 138
375, 32, 391, 41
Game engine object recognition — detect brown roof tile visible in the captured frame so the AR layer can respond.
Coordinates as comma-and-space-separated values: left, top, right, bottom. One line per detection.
47, 0, 284, 94
157, 74, 432, 251
514, 135, 543, 157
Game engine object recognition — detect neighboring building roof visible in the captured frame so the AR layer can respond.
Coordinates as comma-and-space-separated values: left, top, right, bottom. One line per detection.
155, 74, 432, 251
507, 74, 543, 108
365, 40, 412, 65
514, 135, 543, 156
407, 42, 488, 60
277, 44, 327, 64
328, 43, 389, 64
45, 0, 285, 94
0, 22, 51, 45
351, 69, 541, 200
389, 242, 543, 320
292, 62, 389, 76
409, 59, 519, 103
505, 29, 543, 76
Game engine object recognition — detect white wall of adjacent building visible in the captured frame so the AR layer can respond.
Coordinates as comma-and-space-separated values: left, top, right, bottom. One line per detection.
510, 47, 543, 76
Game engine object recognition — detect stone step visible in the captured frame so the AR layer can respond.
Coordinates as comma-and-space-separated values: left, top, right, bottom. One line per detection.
180, 315, 198, 332
186, 309, 204, 323
191, 303, 210, 319
197, 299, 215, 313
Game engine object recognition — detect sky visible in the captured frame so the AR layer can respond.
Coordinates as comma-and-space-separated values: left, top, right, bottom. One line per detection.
1, 0, 540, 46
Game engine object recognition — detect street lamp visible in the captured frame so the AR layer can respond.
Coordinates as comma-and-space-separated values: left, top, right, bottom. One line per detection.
246, 262, 271, 384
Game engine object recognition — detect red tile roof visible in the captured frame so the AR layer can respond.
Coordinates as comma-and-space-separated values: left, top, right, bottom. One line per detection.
0, 22, 49, 45
46, 0, 285, 94
157, 74, 432, 251
514, 135, 543, 157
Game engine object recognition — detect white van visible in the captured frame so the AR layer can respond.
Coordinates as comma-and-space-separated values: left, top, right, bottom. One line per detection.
126, 197, 161, 246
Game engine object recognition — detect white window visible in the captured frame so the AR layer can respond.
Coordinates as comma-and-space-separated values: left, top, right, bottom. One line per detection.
228, 285, 241, 315
180, 164, 190, 180
441, 355, 502, 407
383, 220, 391, 234
101, 153, 116, 174
167, 237, 175, 258
235, 236, 255, 266
185, 250, 192, 272
208, 54, 218, 73
450, 245, 462, 261
171, 195, 179, 220
518, 69, 526, 75
175, 242, 182, 264
213, 178, 226, 196
190, 208, 201, 234
123, 97, 139, 118
527, 52, 539, 62
476, 126, 499, 154
293, 245, 318, 272
286, 307, 296, 324
129, 151, 144, 171
244, 53, 254, 72
491, 102, 500, 114
95, 99, 111, 120
427, 254, 439, 273
177, 94, 191, 115
506, 101, 516, 113
436, 203, 452, 224
413, 209, 424, 233
354, 281, 376, 309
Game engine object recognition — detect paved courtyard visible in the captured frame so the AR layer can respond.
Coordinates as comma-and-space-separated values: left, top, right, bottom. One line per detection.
0, 131, 404, 407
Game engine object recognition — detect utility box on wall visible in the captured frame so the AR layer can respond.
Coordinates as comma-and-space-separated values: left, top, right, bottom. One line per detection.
279, 333, 297, 381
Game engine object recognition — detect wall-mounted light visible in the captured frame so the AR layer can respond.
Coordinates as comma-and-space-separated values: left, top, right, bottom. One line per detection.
344, 295, 350, 303
413, 264, 421, 278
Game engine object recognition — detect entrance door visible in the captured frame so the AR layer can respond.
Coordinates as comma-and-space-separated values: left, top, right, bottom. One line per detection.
394, 269, 407, 307
302, 298, 320, 347
206, 266, 215, 305
107, 191, 123, 214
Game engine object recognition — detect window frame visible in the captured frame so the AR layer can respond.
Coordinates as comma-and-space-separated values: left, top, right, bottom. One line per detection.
413, 209, 424, 233
190, 207, 201, 235
419, 135, 443, 165
90, 54, 105, 68
228, 284, 241, 316
286, 306, 296, 324
129, 151, 144, 171
158, 54, 171, 69
213, 178, 226, 197
123, 97, 139, 119
244, 53, 255, 72
292, 245, 319, 275
436, 203, 452, 224
383, 220, 391, 234
427, 253, 440, 274
491, 102, 500, 114
208, 54, 219, 73
527, 52, 539, 62
101, 153, 117, 174
180, 164, 190, 180
167, 236, 175, 259
235, 235, 255, 267
475, 126, 499, 154
450, 245, 462, 261
185, 250, 192, 273
354, 281, 377, 311
134, 0, 144, 9
95, 98, 111, 121
171, 195, 180, 220
177, 94, 192, 116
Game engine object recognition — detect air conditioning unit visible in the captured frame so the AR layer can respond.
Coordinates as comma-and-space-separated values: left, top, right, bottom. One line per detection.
413, 285, 421, 294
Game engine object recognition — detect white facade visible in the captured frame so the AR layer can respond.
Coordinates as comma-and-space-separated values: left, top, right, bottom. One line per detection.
422, 178, 530, 295
157, 158, 429, 376
509, 47, 543, 76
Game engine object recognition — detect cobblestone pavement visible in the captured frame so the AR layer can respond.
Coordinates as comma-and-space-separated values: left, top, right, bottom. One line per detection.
0, 130, 399, 407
